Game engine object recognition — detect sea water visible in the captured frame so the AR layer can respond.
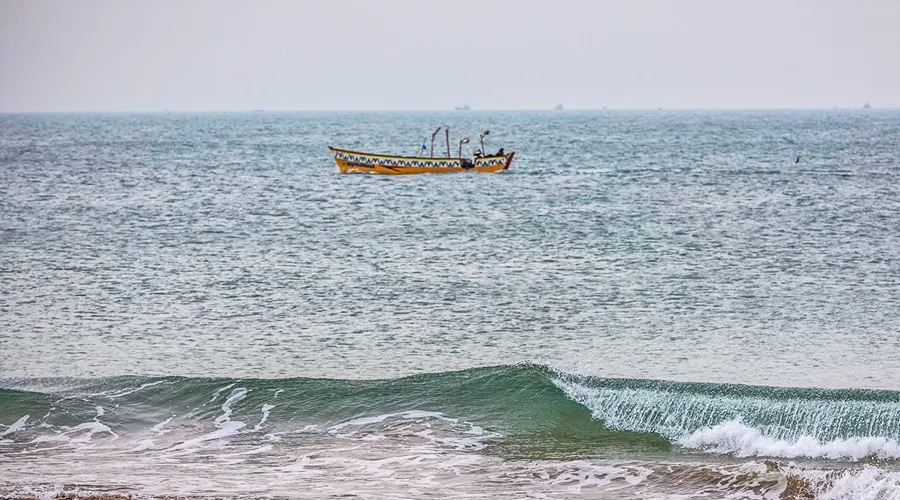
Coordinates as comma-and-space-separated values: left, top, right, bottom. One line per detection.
2, 110, 900, 498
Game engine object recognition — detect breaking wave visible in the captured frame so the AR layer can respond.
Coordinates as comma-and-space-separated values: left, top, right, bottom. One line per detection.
2, 363, 900, 462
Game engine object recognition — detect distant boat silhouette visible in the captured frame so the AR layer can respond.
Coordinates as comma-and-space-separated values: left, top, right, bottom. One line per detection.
554, 104, 564, 110
863, 102, 872, 109
455, 105, 471, 111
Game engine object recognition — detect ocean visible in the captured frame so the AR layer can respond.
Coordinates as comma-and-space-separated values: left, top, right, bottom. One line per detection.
1, 110, 899, 498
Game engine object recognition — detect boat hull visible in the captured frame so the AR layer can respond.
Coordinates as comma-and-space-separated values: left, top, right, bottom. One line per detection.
329, 147, 514, 175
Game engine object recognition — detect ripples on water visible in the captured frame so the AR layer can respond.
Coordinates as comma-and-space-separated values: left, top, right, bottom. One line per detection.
2, 111, 900, 498
2, 110, 899, 386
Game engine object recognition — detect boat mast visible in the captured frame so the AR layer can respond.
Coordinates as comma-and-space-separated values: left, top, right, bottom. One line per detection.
430, 126, 441, 158
479, 130, 489, 156
445, 126, 450, 158
458, 138, 469, 158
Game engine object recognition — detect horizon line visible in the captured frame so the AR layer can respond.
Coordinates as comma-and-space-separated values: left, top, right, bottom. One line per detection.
1, 106, 895, 114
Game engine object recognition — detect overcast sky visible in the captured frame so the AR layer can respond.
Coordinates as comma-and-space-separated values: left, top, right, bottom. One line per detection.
1, 0, 898, 111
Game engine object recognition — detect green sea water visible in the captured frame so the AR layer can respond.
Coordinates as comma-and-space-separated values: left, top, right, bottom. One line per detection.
2, 110, 900, 498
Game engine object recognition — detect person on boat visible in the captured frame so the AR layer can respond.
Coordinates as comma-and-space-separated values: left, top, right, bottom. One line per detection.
473, 149, 483, 158
494, 148, 505, 157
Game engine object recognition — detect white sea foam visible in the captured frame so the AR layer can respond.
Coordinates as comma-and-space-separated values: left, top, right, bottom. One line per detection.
172, 387, 247, 450
172, 420, 246, 451
209, 383, 236, 403
328, 410, 446, 432
214, 387, 247, 426
318, 409, 501, 453
253, 403, 275, 431
507, 460, 654, 495
30, 433, 70, 444
69, 421, 118, 443
26, 398, 117, 446
31, 421, 117, 445
106, 380, 167, 398
816, 466, 900, 500
132, 414, 177, 450
678, 418, 900, 460
552, 374, 900, 462
1, 414, 28, 436
128, 438, 156, 452
150, 415, 175, 433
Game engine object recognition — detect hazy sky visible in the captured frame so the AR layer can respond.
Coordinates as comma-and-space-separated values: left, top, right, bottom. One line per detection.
1, 0, 898, 111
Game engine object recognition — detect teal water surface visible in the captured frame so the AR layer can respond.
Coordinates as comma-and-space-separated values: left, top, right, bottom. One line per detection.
2, 110, 900, 498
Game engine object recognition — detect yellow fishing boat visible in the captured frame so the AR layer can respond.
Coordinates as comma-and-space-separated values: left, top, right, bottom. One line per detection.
329, 147, 514, 174
329, 127, 514, 174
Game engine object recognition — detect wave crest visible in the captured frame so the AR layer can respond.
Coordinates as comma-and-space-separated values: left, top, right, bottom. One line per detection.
552, 370, 900, 460
5, 365, 900, 462
678, 418, 900, 460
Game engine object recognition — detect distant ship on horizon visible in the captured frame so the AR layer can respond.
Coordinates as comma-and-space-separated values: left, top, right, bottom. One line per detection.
554, 104, 564, 110
455, 105, 471, 111
863, 102, 872, 109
